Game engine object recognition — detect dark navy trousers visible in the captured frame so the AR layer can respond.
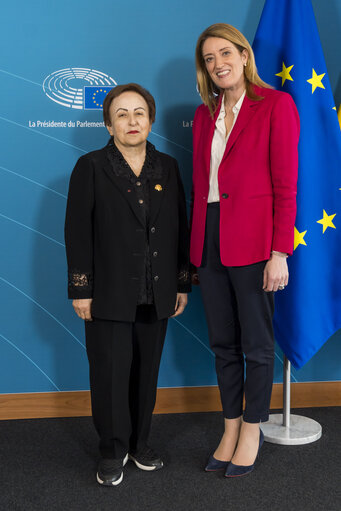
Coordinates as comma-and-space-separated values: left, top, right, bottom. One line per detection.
198, 203, 275, 423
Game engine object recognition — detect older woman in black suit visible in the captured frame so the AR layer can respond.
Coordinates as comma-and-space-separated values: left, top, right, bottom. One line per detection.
65, 83, 190, 486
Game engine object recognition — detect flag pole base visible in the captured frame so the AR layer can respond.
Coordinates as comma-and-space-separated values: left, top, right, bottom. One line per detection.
261, 414, 322, 445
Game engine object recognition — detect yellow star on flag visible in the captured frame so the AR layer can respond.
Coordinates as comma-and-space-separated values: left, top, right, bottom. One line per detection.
275, 62, 294, 86
317, 210, 336, 233
307, 69, 325, 93
294, 227, 307, 250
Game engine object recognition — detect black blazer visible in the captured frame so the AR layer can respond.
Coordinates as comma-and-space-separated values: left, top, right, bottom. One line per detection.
65, 143, 190, 321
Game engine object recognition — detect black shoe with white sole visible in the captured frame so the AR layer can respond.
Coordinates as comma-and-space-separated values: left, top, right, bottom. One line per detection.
96, 453, 128, 486
128, 446, 163, 471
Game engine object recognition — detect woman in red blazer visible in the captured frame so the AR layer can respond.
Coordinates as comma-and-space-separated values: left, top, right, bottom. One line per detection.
191, 24, 299, 477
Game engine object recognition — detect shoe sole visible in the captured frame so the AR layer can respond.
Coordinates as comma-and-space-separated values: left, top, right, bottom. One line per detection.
224, 471, 253, 478
97, 471, 123, 486
96, 454, 129, 486
128, 454, 163, 471
224, 466, 254, 478
205, 467, 227, 472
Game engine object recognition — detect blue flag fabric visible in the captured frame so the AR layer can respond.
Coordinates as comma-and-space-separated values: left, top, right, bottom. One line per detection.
84, 86, 114, 109
253, 0, 341, 369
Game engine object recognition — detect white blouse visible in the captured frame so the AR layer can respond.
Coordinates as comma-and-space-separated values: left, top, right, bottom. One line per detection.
208, 91, 246, 203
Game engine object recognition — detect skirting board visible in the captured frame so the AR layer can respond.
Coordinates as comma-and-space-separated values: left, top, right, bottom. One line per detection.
0, 382, 340, 420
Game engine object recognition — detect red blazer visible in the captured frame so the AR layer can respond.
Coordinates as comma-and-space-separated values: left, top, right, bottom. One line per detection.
190, 86, 300, 267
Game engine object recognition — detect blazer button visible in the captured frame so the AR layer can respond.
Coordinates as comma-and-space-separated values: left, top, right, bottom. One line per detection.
153, 251, 158, 257
136, 181, 141, 186
150, 227, 156, 233
138, 199, 144, 204
221, 193, 229, 199
154, 275, 159, 282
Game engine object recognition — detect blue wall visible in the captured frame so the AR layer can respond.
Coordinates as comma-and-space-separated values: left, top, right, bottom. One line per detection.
0, 0, 340, 393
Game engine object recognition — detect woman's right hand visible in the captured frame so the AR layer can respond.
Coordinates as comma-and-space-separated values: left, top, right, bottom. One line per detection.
191, 265, 200, 285
191, 272, 200, 285
72, 298, 93, 321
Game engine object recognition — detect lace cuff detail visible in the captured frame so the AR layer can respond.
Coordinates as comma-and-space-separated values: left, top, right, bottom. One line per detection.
178, 270, 190, 283
177, 268, 191, 293
68, 270, 93, 298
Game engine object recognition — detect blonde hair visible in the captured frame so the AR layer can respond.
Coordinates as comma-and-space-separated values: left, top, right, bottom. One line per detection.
195, 23, 272, 116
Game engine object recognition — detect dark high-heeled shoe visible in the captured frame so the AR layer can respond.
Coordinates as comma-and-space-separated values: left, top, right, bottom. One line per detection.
205, 454, 230, 471
225, 429, 264, 478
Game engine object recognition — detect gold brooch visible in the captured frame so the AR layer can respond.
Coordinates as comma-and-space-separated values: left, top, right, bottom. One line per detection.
154, 184, 162, 192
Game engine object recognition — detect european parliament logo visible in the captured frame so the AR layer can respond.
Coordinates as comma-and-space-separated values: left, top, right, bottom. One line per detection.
43, 68, 117, 109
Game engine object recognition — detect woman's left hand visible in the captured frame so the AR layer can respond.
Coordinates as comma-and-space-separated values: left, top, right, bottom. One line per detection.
171, 293, 188, 317
263, 253, 288, 292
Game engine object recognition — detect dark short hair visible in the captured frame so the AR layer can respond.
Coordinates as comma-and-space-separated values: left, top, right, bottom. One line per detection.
103, 83, 156, 125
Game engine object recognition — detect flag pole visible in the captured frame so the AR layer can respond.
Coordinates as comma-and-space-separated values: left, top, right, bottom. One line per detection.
260, 355, 322, 445
283, 356, 290, 428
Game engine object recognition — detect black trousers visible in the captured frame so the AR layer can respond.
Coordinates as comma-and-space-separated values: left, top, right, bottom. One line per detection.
85, 305, 168, 459
198, 203, 275, 423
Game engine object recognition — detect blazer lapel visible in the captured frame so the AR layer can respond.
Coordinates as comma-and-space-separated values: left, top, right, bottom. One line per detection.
149, 154, 169, 226
102, 162, 146, 227
221, 95, 261, 164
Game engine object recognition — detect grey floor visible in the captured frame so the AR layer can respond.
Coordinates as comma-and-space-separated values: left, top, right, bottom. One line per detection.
1, 407, 340, 511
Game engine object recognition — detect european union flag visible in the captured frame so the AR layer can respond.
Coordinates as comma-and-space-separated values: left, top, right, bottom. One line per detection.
253, 0, 341, 369
84, 86, 114, 109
